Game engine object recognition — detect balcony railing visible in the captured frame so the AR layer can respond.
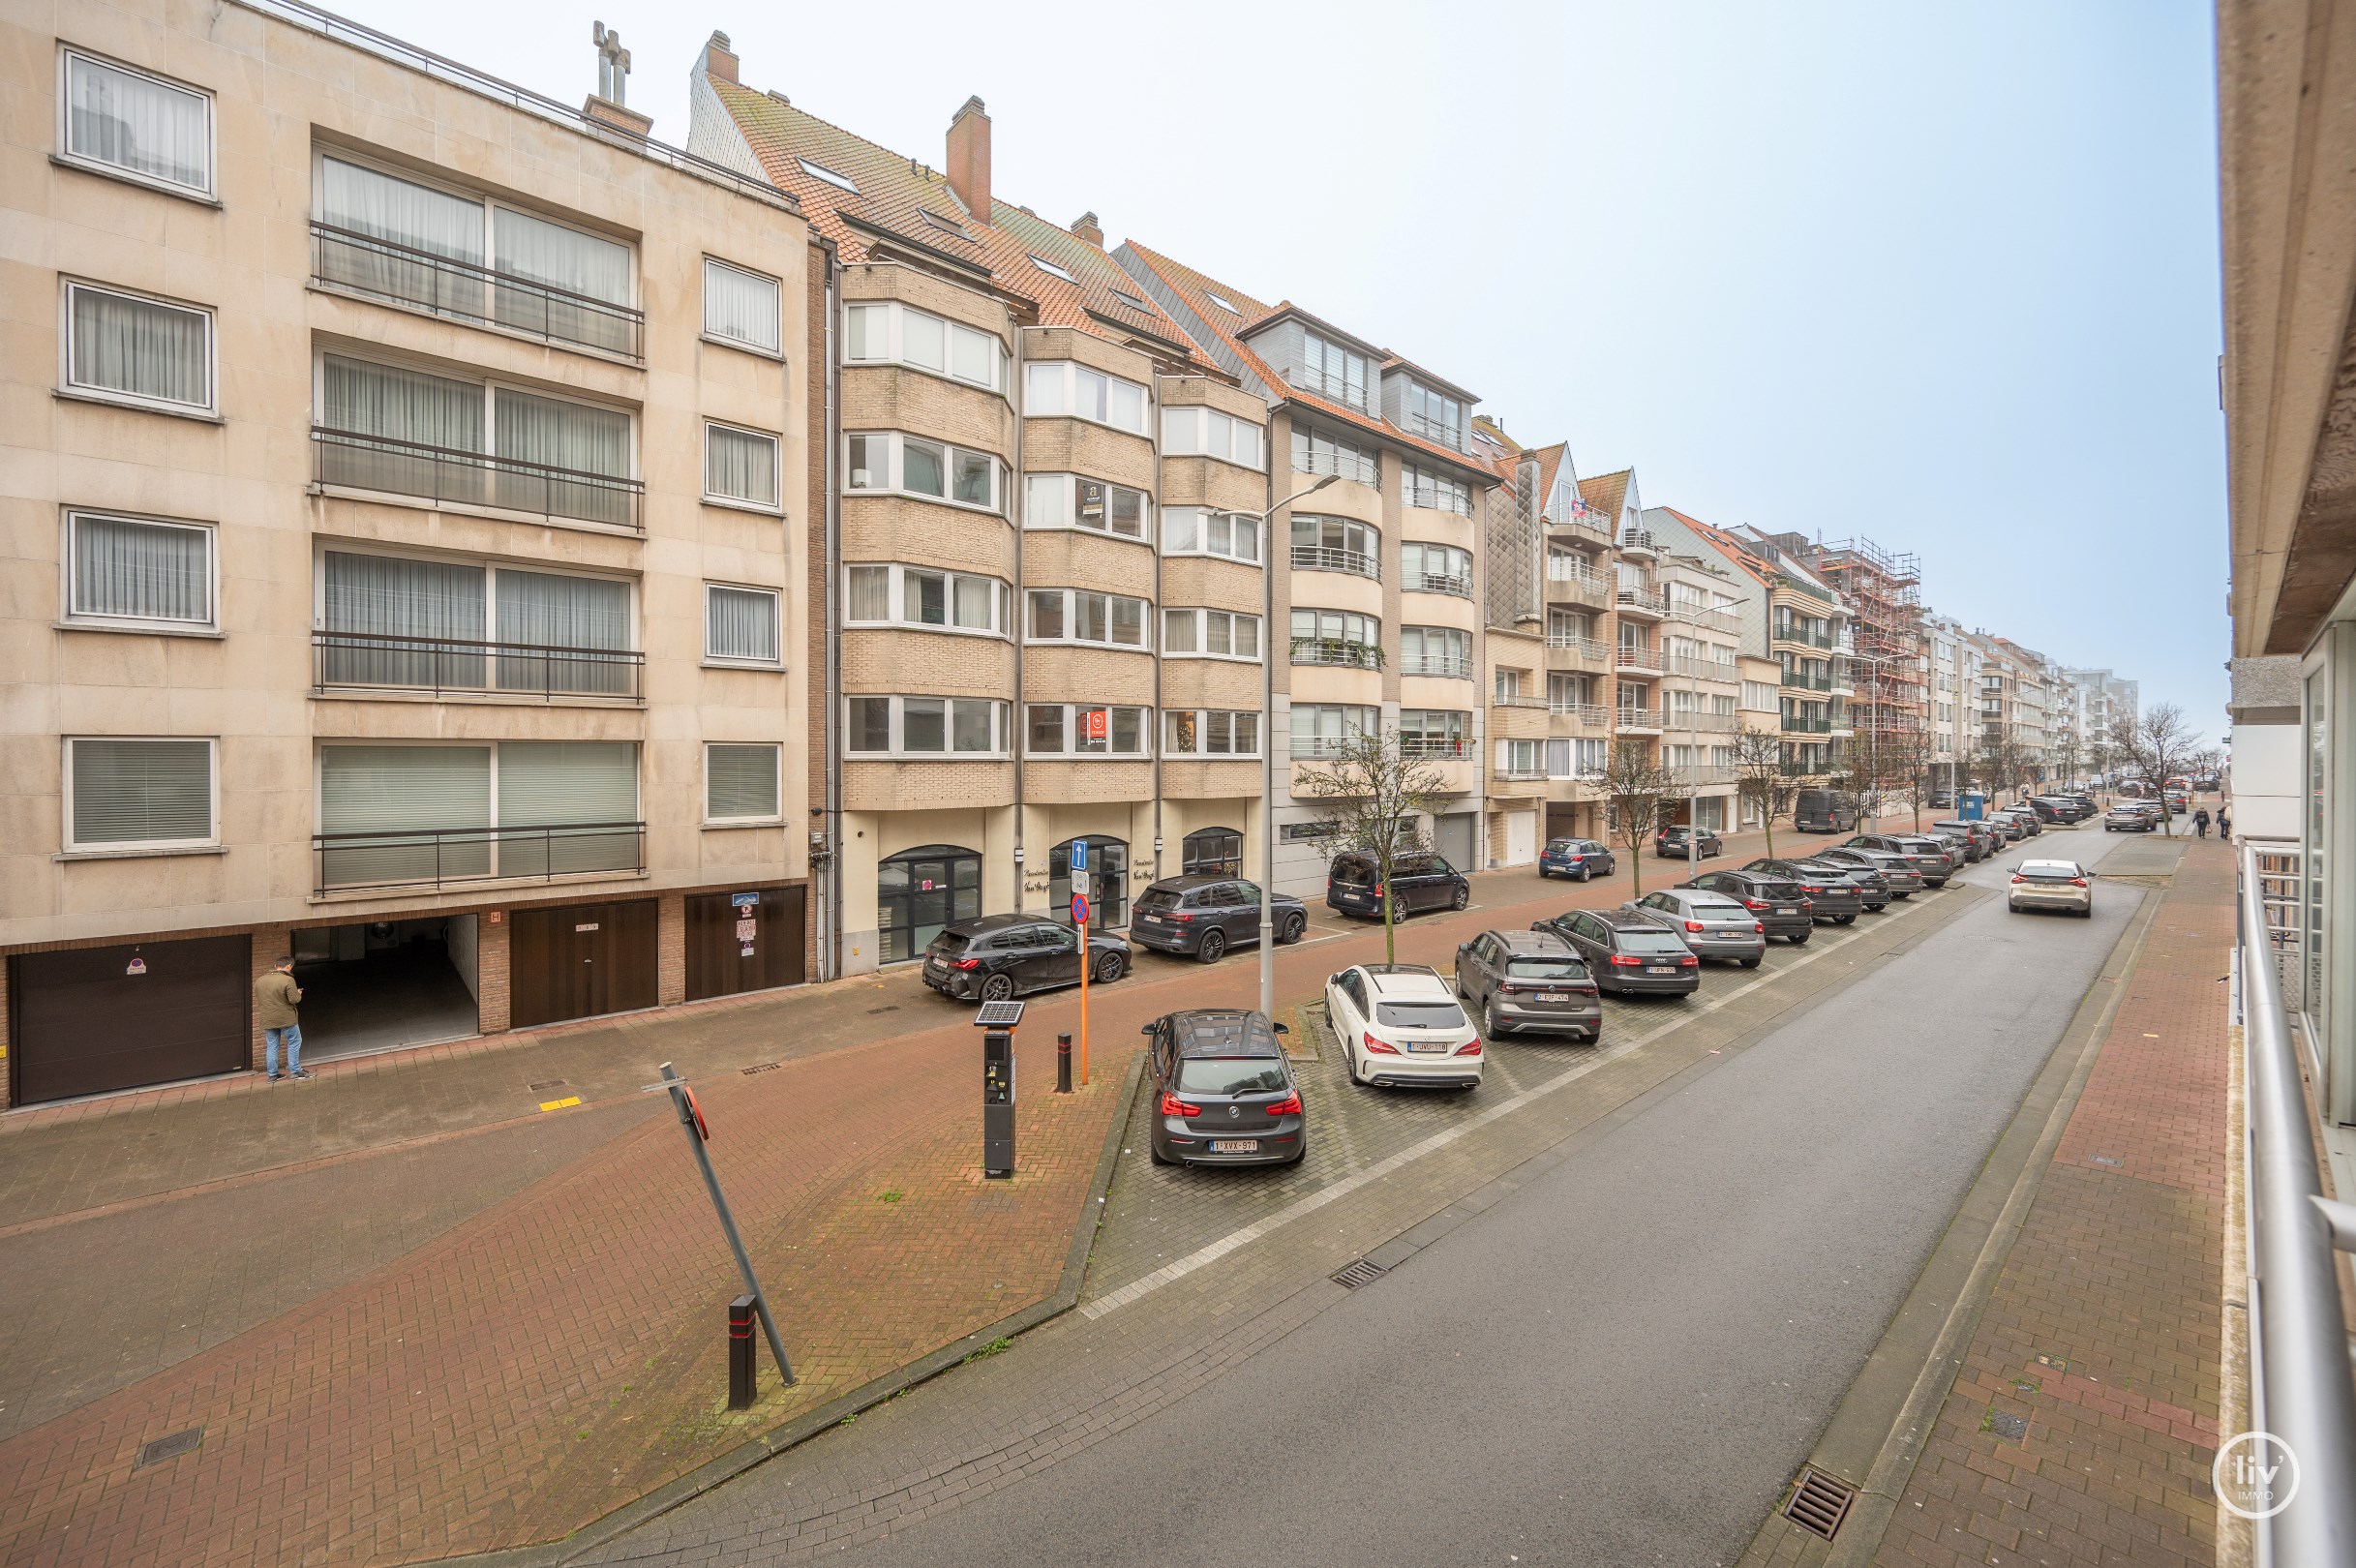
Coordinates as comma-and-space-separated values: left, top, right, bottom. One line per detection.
1400, 736, 1474, 759
1406, 570, 1473, 598
1290, 637, 1383, 670
1492, 692, 1548, 709
1290, 543, 1380, 580
1616, 646, 1666, 674
1293, 369, 1371, 411
315, 630, 644, 700
1549, 509, 1614, 541
313, 428, 645, 531
1547, 573, 1611, 609
314, 819, 646, 893
1660, 709, 1738, 733
311, 223, 645, 360
1783, 671, 1833, 691
1493, 764, 1549, 782
1616, 586, 1667, 616
1404, 412, 1466, 449
1293, 450, 1380, 488
1403, 652, 1472, 678
1617, 528, 1658, 555
1615, 706, 1662, 733
1667, 654, 1738, 681
1783, 715, 1833, 734
1550, 701, 1610, 727
1672, 605, 1743, 635
1547, 633, 1612, 663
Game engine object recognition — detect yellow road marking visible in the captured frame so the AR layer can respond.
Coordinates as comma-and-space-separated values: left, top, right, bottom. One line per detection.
539, 1096, 582, 1111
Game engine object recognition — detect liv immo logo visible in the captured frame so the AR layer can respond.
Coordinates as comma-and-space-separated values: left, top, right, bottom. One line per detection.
2213, 1431, 2300, 1521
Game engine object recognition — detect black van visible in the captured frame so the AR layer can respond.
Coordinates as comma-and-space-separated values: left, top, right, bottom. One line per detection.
1794, 789, 1857, 833
1327, 851, 1470, 920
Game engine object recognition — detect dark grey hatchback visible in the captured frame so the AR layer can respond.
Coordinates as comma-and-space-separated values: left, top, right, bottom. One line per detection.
1130, 876, 1309, 962
1143, 1010, 1305, 1167
1534, 909, 1701, 995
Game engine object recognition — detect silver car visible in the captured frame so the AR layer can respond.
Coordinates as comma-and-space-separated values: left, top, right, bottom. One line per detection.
1454, 929, 1603, 1040
2009, 859, 2095, 917
1621, 888, 1767, 967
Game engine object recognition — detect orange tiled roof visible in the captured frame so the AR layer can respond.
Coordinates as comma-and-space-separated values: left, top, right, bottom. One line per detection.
1576, 467, 1632, 522
1656, 507, 1773, 588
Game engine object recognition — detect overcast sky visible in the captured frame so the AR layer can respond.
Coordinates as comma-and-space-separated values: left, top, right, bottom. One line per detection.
335, 0, 2228, 729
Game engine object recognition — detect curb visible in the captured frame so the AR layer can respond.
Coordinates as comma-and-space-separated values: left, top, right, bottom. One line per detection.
438, 1046, 1149, 1568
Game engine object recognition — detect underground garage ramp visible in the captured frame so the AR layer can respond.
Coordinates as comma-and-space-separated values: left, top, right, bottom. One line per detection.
10, 935, 252, 1104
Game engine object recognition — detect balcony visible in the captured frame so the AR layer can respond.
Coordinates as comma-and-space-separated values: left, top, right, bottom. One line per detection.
1661, 709, 1738, 733
1617, 528, 1658, 558
1404, 411, 1466, 450
1493, 764, 1549, 783
1671, 604, 1742, 635
1615, 586, 1667, 619
1405, 569, 1473, 599
1290, 543, 1380, 581
1290, 637, 1383, 670
314, 631, 644, 700
1616, 645, 1666, 676
1546, 571, 1612, 610
1615, 706, 1662, 735
1402, 652, 1472, 679
1782, 671, 1833, 692
1548, 507, 1614, 543
311, 224, 647, 361
1293, 369, 1371, 412
1547, 633, 1613, 671
1666, 653, 1737, 681
313, 428, 645, 531
1783, 715, 1833, 734
1400, 736, 1476, 760
1550, 701, 1610, 728
1492, 691, 1548, 709
314, 820, 646, 894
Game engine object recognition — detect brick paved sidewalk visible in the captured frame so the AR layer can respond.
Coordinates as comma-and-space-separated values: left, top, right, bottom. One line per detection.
1870, 839, 2234, 1566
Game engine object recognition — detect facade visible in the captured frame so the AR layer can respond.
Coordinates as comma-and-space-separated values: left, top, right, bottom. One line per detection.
2, 0, 816, 1106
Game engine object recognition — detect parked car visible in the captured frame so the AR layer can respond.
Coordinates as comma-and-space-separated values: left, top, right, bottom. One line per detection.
1743, 858, 1865, 923
1130, 875, 1308, 962
1794, 857, 1891, 912
1920, 826, 1981, 864
1325, 964, 1485, 1088
1978, 812, 2027, 843
1794, 788, 1858, 833
1327, 851, 1470, 920
1654, 825, 1725, 860
2009, 859, 2095, 918
2164, 792, 2190, 814
1930, 821, 2000, 860
1454, 929, 1603, 1040
1992, 808, 2040, 839
1536, 908, 1703, 994
1618, 888, 1767, 967
2040, 797, 2093, 823
1539, 837, 1617, 882
922, 914, 1130, 1002
1844, 834, 1953, 887
1142, 1009, 1305, 1167
1813, 845, 1923, 896
1929, 789, 1956, 810
2103, 804, 2158, 832
1680, 868, 1815, 943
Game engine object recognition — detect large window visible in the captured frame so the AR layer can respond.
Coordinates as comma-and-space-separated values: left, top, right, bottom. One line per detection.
879, 844, 982, 963
1292, 425, 1379, 486
1027, 589, 1149, 648
1299, 331, 1369, 409
845, 696, 1010, 757
704, 422, 781, 509
63, 281, 213, 414
1161, 406, 1264, 468
1025, 705, 1150, 756
703, 258, 781, 354
1401, 625, 1471, 678
845, 301, 1007, 391
1025, 474, 1150, 539
845, 432, 1003, 512
705, 584, 782, 666
1403, 541, 1472, 595
316, 548, 637, 696
59, 48, 213, 197
1164, 710, 1261, 757
1291, 514, 1379, 578
1024, 361, 1147, 433
315, 740, 640, 887
65, 510, 214, 629
1401, 709, 1472, 758
1291, 609, 1381, 668
845, 564, 1008, 636
1182, 827, 1245, 876
1290, 704, 1377, 758
1402, 463, 1472, 516
1162, 507, 1260, 562
64, 737, 215, 851
1162, 609, 1261, 660
1405, 383, 1465, 448
705, 743, 782, 823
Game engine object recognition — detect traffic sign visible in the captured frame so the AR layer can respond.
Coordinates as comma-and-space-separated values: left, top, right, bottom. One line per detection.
1070, 838, 1088, 872
1071, 891, 1091, 925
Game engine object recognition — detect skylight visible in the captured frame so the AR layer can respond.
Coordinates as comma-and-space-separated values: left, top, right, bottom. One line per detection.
1207, 291, 1237, 314
918, 207, 971, 239
1029, 254, 1074, 282
1110, 288, 1152, 314
796, 157, 858, 194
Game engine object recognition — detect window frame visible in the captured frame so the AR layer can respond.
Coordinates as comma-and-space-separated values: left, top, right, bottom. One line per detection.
1299, 330, 1370, 410
701, 256, 784, 357
842, 563, 1010, 639
843, 300, 1008, 393
1023, 472, 1153, 540
1026, 588, 1153, 651
55, 45, 216, 201
1160, 406, 1266, 470
842, 695, 1012, 759
62, 735, 220, 854
1023, 703, 1153, 759
701, 419, 784, 513
796, 156, 859, 193
1161, 607, 1262, 663
703, 581, 784, 668
61, 507, 218, 633
842, 430, 1006, 515
703, 741, 785, 826
60, 278, 218, 417
1162, 709, 1263, 758
1023, 360, 1151, 435
1160, 506, 1262, 563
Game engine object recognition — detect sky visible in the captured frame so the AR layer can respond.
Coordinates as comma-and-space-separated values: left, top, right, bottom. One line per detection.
329, 0, 2230, 731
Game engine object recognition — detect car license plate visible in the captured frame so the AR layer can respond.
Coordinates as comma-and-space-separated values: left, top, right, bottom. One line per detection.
1776, 907, 1797, 915
1407, 1041, 1448, 1053
1209, 1139, 1259, 1154
1534, 991, 1569, 1003
1647, 965, 1676, 975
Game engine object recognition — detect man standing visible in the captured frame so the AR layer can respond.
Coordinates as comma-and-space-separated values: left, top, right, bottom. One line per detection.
255, 956, 310, 1081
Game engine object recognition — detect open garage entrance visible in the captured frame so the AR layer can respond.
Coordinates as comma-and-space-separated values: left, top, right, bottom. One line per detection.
289, 917, 479, 1063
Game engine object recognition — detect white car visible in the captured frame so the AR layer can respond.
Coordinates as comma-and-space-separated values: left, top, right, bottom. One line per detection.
2009, 859, 2094, 917
1324, 963, 1485, 1089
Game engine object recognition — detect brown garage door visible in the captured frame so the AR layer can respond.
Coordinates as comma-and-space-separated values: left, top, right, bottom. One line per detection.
685, 887, 806, 1002
507, 899, 657, 1030
11, 936, 252, 1104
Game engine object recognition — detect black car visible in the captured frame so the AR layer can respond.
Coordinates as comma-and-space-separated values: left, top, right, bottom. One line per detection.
1130, 876, 1309, 962
1534, 908, 1700, 994
1328, 851, 1470, 920
1795, 857, 1890, 912
922, 913, 1130, 1002
1142, 1010, 1304, 1167
1683, 868, 1815, 942
1794, 788, 1858, 833
1654, 825, 1725, 860
1814, 845, 1922, 896
1743, 859, 1864, 923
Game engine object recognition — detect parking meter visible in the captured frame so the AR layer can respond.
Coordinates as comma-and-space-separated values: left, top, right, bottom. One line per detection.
976, 1000, 1022, 1178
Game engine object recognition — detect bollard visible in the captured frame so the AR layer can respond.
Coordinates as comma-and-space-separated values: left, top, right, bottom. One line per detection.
1056, 1032, 1073, 1094
728, 1295, 757, 1409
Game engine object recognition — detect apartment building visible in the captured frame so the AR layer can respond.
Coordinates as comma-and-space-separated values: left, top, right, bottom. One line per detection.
1781, 534, 1927, 745
1503, 437, 1616, 840
1, 1, 815, 1107
2062, 666, 2140, 761
1925, 613, 1983, 793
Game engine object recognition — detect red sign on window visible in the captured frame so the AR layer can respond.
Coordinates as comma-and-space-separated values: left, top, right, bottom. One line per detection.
1084, 709, 1109, 740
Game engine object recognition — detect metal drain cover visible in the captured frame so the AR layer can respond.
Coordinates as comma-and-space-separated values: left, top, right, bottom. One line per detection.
1330, 1258, 1388, 1289
1989, 1410, 2029, 1441
1782, 1465, 1857, 1541
136, 1427, 203, 1469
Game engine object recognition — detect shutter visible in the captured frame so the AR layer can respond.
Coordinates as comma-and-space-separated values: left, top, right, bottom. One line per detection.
497, 741, 639, 876
317, 744, 490, 885
707, 745, 779, 821
70, 739, 211, 846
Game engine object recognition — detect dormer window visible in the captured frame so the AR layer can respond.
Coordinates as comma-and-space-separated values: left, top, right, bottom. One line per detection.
796, 157, 858, 193
1299, 331, 1368, 410
1030, 254, 1074, 282
1405, 383, 1465, 449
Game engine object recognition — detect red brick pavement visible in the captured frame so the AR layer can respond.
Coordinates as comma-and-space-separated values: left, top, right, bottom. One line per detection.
1875, 839, 2233, 1567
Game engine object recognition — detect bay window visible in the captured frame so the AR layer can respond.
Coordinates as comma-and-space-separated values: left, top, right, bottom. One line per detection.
1163, 709, 1261, 757
845, 300, 1007, 392
63, 281, 213, 414
1290, 515, 1379, 578
844, 696, 1011, 757
1162, 507, 1260, 562
1402, 709, 1472, 759
1028, 589, 1150, 649
1025, 704, 1150, 757
843, 564, 1008, 635
64, 737, 216, 852
60, 48, 213, 196
1025, 473, 1150, 539
1290, 704, 1377, 758
1403, 463, 1472, 515
1291, 425, 1378, 486
1024, 361, 1148, 433
65, 510, 214, 629
1162, 608, 1261, 660
1401, 625, 1471, 678
1161, 406, 1264, 468
844, 432, 1004, 513
1403, 541, 1472, 594
1291, 609, 1380, 668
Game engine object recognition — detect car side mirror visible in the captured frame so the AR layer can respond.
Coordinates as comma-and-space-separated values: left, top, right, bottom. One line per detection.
1139, 1024, 1155, 1037
1272, 1021, 1289, 1035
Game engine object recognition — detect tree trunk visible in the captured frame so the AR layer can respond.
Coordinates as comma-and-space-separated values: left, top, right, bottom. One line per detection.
1382, 883, 1397, 964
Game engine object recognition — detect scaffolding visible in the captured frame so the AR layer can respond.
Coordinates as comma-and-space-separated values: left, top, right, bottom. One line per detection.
1805, 535, 1926, 739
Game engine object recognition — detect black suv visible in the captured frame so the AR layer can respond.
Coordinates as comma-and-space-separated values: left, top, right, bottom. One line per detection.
1744, 858, 1866, 922
1844, 834, 1954, 886
1813, 845, 1922, 896
1130, 876, 1309, 962
1534, 908, 1701, 995
1142, 1010, 1305, 1167
1683, 868, 1815, 942
922, 914, 1131, 1002
1328, 851, 1470, 920
1654, 825, 1725, 860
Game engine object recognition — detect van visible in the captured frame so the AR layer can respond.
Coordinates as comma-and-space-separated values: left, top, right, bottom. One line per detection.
1327, 851, 1470, 919
1793, 789, 1857, 833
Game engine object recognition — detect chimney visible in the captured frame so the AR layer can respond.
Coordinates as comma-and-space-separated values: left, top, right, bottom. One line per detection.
946, 96, 990, 219
702, 30, 739, 83
1072, 211, 1102, 247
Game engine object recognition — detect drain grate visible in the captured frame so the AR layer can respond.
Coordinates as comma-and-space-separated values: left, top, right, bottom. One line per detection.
741, 1062, 779, 1075
136, 1427, 203, 1469
1782, 1466, 1857, 1541
528, 1079, 567, 1092
1330, 1258, 1388, 1290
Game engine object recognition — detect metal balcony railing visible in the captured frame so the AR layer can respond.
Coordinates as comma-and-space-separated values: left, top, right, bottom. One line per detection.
311, 223, 645, 359
1550, 701, 1610, 727
1289, 734, 1368, 760
1404, 412, 1466, 448
1671, 604, 1743, 635
1491, 692, 1548, 709
1547, 574, 1611, 609
1290, 543, 1380, 580
1290, 637, 1383, 670
1402, 652, 1472, 678
1617, 528, 1657, 555
1616, 586, 1667, 616
1294, 369, 1371, 411
314, 630, 644, 699
313, 428, 645, 530
1406, 570, 1473, 598
1783, 671, 1834, 691
1616, 646, 1666, 674
1661, 710, 1738, 733
1667, 653, 1739, 681
1493, 764, 1549, 782
1399, 736, 1474, 759
314, 819, 646, 893
1614, 706, 1662, 732
1783, 715, 1832, 734
1293, 450, 1381, 488
1548, 509, 1614, 541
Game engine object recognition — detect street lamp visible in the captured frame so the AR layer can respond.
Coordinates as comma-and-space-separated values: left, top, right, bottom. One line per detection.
1257, 471, 1339, 1019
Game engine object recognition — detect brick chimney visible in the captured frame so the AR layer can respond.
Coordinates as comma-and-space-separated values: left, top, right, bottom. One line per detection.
946, 97, 990, 220
1072, 211, 1102, 247
702, 30, 739, 82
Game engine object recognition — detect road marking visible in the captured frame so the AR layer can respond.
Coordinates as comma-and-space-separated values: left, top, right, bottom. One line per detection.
1080, 897, 1935, 1320
538, 1096, 582, 1112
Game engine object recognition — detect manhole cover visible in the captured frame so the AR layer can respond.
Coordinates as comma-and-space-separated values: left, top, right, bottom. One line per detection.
528, 1079, 567, 1092
1330, 1258, 1387, 1290
1782, 1466, 1857, 1541
1989, 1410, 2029, 1442
136, 1427, 203, 1469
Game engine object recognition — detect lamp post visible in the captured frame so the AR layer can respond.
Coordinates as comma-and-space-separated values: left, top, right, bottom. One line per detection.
1258, 472, 1339, 1019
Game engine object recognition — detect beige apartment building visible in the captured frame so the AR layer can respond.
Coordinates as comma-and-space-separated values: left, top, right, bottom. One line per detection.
1, 0, 815, 1106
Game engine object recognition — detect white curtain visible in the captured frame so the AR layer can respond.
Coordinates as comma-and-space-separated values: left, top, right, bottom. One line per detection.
497, 741, 639, 876
493, 389, 632, 525
705, 260, 781, 352
494, 569, 632, 694
321, 551, 487, 688
707, 744, 779, 820
70, 739, 211, 847
72, 514, 209, 623
493, 207, 633, 353
705, 424, 779, 506
71, 287, 207, 407
68, 54, 209, 191
318, 744, 491, 885
318, 158, 485, 317
705, 586, 779, 662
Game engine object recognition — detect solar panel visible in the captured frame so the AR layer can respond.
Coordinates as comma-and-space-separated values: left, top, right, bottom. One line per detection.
972, 1000, 1026, 1029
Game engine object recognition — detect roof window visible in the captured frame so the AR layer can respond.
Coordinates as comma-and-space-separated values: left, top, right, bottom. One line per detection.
796, 157, 858, 193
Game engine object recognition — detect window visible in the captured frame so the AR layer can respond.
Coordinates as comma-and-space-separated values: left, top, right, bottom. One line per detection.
1402, 709, 1471, 758
1025, 704, 1150, 756
704, 259, 781, 353
843, 696, 1011, 756
1024, 473, 1150, 538
706, 585, 782, 665
1182, 827, 1244, 875
1029, 254, 1074, 282
315, 740, 639, 886
1024, 362, 1147, 433
1290, 609, 1379, 667
1292, 425, 1378, 486
1162, 407, 1264, 468
1028, 589, 1150, 648
1405, 383, 1465, 448
1291, 515, 1379, 578
1162, 507, 1260, 562
1162, 609, 1261, 660
1403, 541, 1471, 594
706, 743, 781, 822
317, 550, 638, 695
1401, 626, 1470, 678
843, 563, 1007, 635
1110, 287, 1153, 314
844, 432, 1004, 512
796, 157, 858, 192
704, 422, 781, 508
65, 510, 213, 628
64, 737, 214, 850
1299, 331, 1369, 409
1290, 704, 1378, 758
1206, 290, 1239, 315
1163, 711, 1261, 757
63, 282, 212, 413
844, 302, 1006, 391
1497, 738, 1544, 775
60, 48, 213, 196
1402, 463, 1471, 515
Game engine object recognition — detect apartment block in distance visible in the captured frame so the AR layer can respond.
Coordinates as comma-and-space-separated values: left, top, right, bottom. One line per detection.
1, 0, 815, 1106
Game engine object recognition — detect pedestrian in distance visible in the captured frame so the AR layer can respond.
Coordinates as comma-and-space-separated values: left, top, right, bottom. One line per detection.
255, 955, 311, 1081
2219, 806, 2231, 839
2193, 807, 2211, 839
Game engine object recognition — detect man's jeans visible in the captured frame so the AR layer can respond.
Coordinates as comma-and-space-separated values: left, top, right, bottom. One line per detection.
264, 1025, 302, 1077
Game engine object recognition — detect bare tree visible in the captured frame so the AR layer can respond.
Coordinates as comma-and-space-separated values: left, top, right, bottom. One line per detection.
2107, 704, 2204, 838
1600, 739, 1677, 899
1883, 727, 1936, 829
1730, 725, 1794, 860
1295, 726, 1450, 965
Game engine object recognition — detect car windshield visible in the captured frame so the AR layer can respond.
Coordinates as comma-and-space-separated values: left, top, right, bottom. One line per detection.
927, 931, 973, 954
1617, 931, 1689, 953
1506, 955, 1591, 981
1175, 1057, 1289, 1096
1374, 999, 1469, 1029
1134, 889, 1182, 913
2020, 866, 2082, 882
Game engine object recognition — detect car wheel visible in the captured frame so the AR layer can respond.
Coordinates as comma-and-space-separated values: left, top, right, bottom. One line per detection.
1833, 914, 1856, 926
1577, 864, 1592, 882
1538, 866, 1553, 880
981, 974, 1016, 1003
1149, 1140, 1174, 1166
1279, 912, 1307, 944
1195, 929, 1226, 964
1483, 998, 1504, 1039
1790, 932, 1811, 946
1451, 886, 1469, 911
1093, 951, 1126, 982
1739, 956, 1762, 969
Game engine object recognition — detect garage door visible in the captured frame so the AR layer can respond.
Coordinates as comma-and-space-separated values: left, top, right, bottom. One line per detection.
1505, 810, 1538, 866
11, 935, 252, 1104
1436, 812, 1478, 871
685, 887, 805, 1002
507, 899, 658, 1029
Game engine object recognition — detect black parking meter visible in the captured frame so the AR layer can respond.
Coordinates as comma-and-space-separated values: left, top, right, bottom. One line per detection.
976, 1000, 1023, 1178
